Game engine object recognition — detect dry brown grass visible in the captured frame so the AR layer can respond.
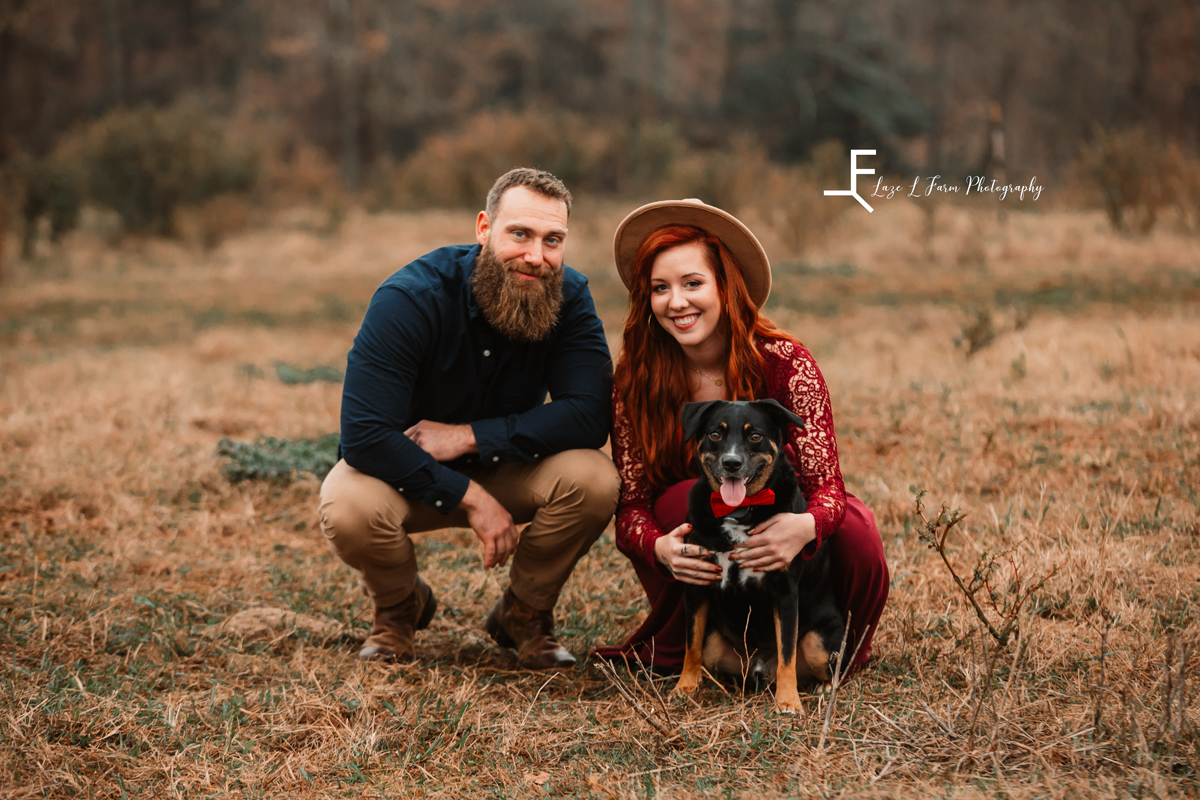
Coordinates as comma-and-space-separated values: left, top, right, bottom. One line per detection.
1, 196, 1198, 798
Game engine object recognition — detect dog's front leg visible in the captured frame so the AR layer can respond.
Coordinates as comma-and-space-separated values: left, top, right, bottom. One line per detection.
673, 593, 708, 695
773, 601, 803, 714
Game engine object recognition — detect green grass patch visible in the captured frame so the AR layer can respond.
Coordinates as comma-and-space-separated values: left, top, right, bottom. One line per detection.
273, 361, 344, 385
216, 433, 339, 483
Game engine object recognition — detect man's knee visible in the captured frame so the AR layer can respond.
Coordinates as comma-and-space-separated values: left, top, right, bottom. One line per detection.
319, 461, 409, 560
546, 449, 620, 519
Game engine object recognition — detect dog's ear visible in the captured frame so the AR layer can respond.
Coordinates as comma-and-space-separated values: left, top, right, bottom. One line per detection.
681, 400, 725, 442
751, 399, 805, 433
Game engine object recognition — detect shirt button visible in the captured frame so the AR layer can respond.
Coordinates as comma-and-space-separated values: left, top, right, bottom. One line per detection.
483, 349, 491, 357
398, 488, 404, 493
533, 454, 539, 459
492, 456, 499, 462
435, 500, 443, 507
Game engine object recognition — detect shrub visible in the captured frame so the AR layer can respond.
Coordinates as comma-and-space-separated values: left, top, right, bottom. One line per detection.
955, 306, 996, 357
373, 110, 839, 255
387, 110, 624, 210
1163, 142, 1200, 233
274, 362, 344, 385
216, 433, 340, 483
257, 132, 340, 208
622, 120, 690, 193
16, 152, 84, 259
663, 135, 769, 212
175, 192, 256, 251
66, 103, 259, 236
1074, 126, 1168, 234
372, 111, 695, 211
664, 136, 844, 254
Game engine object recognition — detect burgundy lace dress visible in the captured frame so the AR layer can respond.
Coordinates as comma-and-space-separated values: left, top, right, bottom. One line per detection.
595, 337, 889, 675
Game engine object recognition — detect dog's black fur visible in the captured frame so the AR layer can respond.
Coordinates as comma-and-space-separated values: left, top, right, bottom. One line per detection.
674, 399, 845, 712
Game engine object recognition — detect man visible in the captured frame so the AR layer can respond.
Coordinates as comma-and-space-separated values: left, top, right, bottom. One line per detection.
319, 168, 619, 669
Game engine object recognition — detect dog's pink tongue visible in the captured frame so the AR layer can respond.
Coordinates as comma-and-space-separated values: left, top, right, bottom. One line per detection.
719, 477, 747, 507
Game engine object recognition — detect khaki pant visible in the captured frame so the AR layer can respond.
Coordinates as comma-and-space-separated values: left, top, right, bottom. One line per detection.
318, 450, 620, 611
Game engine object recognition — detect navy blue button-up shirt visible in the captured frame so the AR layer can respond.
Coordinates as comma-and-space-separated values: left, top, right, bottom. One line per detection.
338, 244, 612, 513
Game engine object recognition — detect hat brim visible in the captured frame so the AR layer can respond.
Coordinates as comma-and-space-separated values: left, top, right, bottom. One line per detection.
612, 199, 771, 308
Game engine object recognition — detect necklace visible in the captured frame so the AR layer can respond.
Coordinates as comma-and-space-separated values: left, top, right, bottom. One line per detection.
690, 366, 723, 387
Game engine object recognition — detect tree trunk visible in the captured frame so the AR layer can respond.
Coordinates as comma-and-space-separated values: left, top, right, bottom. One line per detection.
627, 0, 651, 118
1183, 0, 1200, 145
651, 0, 669, 113
0, 0, 29, 146
330, 0, 360, 190
102, 0, 124, 107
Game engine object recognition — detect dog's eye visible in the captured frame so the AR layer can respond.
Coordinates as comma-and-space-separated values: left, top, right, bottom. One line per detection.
749, 432, 762, 442
708, 431, 721, 440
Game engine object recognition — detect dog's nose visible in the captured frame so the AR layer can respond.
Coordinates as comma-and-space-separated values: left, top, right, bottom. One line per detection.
721, 455, 743, 471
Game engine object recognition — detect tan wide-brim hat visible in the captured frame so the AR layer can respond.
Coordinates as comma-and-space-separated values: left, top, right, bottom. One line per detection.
612, 198, 771, 308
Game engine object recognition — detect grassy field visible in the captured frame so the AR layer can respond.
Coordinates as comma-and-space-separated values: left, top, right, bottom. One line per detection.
1, 196, 1198, 798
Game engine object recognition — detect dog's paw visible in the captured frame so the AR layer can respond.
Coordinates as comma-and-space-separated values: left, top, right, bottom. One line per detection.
671, 675, 702, 696
774, 696, 805, 715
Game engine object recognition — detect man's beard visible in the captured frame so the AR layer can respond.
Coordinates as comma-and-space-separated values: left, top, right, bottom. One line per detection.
470, 242, 565, 342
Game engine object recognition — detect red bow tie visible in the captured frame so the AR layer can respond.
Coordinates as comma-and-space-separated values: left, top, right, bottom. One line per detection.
710, 489, 776, 517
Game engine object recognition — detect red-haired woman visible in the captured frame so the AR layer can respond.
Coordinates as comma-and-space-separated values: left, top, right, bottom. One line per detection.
595, 199, 889, 677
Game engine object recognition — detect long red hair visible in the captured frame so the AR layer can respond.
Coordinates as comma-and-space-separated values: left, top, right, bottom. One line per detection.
613, 224, 798, 490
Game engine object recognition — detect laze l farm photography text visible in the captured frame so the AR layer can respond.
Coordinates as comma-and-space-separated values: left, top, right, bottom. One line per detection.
870, 175, 1045, 202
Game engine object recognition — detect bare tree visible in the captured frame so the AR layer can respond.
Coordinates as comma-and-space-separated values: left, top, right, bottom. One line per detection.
329, 0, 360, 190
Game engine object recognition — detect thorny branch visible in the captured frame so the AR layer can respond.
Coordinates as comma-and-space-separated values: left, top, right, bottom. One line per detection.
593, 657, 676, 741
816, 612, 869, 755
913, 488, 1059, 647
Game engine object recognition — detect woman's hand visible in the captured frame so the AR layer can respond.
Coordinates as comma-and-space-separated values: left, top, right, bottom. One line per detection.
654, 523, 723, 585
730, 512, 816, 572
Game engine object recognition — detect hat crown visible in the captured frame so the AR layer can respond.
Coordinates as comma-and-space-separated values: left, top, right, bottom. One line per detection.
612, 199, 772, 308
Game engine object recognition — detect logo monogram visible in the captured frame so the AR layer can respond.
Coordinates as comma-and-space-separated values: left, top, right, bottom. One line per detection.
823, 149, 877, 213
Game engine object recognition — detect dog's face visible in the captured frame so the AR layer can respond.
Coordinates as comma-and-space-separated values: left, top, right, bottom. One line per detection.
681, 399, 805, 507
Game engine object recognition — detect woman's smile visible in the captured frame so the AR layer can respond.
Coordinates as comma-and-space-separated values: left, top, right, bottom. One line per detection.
649, 241, 723, 353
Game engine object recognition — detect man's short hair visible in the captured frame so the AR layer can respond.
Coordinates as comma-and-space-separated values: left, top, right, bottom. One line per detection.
485, 168, 573, 220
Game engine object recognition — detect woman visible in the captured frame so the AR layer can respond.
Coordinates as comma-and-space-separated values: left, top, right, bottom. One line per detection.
595, 199, 889, 677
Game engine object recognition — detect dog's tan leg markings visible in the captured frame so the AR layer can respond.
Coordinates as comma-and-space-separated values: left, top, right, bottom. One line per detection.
673, 599, 708, 695
800, 630, 832, 683
774, 608, 803, 714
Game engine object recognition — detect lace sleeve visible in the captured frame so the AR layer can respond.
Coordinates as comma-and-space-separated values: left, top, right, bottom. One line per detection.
612, 388, 668, 571
760, 338, 847, 551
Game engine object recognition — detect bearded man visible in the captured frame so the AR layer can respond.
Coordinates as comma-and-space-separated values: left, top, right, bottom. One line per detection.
319, 168, 618, 668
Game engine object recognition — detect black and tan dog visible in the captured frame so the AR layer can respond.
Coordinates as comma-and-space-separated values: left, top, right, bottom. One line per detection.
672, 399, 845, 713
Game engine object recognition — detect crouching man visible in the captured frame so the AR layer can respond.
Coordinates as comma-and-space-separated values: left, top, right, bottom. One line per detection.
319, 168, 619, 669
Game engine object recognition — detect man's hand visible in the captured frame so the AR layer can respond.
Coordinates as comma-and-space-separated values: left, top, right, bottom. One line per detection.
404, 420, 478, 462
730, 512, 816, 572
460, 481, 519, 569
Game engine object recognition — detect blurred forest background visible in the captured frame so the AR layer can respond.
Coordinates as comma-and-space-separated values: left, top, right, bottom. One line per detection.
3, 0, 1200, 263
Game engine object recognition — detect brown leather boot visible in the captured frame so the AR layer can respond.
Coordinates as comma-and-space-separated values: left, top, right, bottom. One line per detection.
359, 576, 438, 662
484, 587, 576, 670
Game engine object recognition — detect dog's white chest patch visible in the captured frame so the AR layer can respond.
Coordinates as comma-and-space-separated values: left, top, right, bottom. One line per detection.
717, 517, 762, 588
